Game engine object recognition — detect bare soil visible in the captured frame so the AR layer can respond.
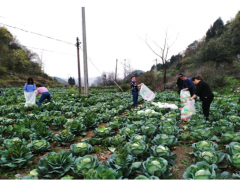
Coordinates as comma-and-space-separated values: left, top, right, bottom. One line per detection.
172, 144, 193, 179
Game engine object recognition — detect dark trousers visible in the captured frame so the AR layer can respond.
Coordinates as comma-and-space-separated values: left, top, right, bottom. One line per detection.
202, 95, 214, 119
132, 91, 138, 107
37, 92, 51, 106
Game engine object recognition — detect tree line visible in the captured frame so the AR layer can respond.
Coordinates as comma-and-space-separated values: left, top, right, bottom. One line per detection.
0, 26, 51, 79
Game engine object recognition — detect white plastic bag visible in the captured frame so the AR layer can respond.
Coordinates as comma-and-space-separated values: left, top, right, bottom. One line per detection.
181, 99, 196, 121
24, 92, 36, 107
139, 84, 155, 101
185, 99, 196, 115
180, 90, 191, 104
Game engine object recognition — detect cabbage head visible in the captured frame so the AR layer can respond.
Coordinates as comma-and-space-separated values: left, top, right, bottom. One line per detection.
126, 140, 148, 157
89, 137, 103, 145
190, 128, 213, 140
107, 119, 122, 130
130, 134, 147, 142
94, 126, 112, 137
70, 142, 94, 157
212, 120, 233, 135
151, 134, 178, 148
109, 134, 126, 146
158, 125, 180, 136
182, 161, 230, 179
226, 142, 240, 155
27, 140, 50, 154
120, 126, 136, 138
64, 119, 87, 136
84, 164, 122, 179
37, 150, 74, 179
228, 153, 240, 170
140, 124, 157, 137
192, 140, 218, 152
142, 157, 171, 178
54, 129, 75, 146
72, 155, 100, 178
151, 145, 176, 166
221, 131, 240, 144
106, 149, 135, 177
193, 148, 225, 166
229, 115, 240, 123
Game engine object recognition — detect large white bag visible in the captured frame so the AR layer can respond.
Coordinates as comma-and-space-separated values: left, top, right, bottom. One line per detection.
180, 90, 191, 104
24, 92, 36, 107
181, 99, 196, 121
139, 84, 155, 101
185, 99, 196, 115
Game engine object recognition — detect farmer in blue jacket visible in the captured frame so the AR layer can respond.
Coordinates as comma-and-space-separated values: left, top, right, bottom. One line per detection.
23, 77, 36, 92
180, 75, 196, 97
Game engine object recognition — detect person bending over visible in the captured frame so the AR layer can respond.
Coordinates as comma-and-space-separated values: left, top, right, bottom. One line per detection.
189, 76, 214, 120
36, 84, 52, 106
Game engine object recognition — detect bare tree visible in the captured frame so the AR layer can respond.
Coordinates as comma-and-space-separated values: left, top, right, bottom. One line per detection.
121, 59, 135, 80
35, 51, 45, 73
93, 77, 103, 86
141, 31, 178, 90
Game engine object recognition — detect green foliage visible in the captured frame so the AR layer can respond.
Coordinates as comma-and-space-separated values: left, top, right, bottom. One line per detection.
64, 119, 87, 136
54, 129, 75, 146
192, 148, 225, 166
84, 164, 123, 179
72, 155, 100, 178
151, 134, 179, 148
221, 131, 240, 144
0, 138, 33, 170
182, 161, 231, 179
142, 157, 172, 178
37, 150, 74, 179
228, 153, 240, 170
69, 142, 94, 157
126, 140, 149, 157
27, 140, 50, 154
150, 145, 176, 166
226, 142, 240, 155
191, 140, 218, 152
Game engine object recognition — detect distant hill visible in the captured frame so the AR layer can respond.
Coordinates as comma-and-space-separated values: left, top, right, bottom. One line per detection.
53, 76, 98, 86
52, 77, 68, 85
124, 70, 145, 81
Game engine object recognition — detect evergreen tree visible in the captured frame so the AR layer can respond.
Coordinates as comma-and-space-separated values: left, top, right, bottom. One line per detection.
68, 77, 76, 86
212, 17, 224, 37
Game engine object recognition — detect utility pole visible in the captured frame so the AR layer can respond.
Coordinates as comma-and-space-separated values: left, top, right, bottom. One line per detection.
76, 37, 81, 94
155, 59, 158, 74
82, 7, 89, 95
115, 59, 118, 81
124, 59, 126, 79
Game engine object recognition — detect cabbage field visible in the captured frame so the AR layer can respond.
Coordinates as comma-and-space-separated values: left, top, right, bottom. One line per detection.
0, 87, 240, 179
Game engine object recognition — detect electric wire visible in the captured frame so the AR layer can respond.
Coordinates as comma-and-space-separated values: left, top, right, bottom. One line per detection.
0, 22, 75, 45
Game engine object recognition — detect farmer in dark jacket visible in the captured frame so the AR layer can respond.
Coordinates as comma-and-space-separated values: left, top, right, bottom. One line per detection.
180, 75, 196, 97
176, 73, 184, 94
189, 76, 214, 120
130, 76, 142, 107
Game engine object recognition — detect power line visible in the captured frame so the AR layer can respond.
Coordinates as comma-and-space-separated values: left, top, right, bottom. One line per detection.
0, 22, 75, 46
22, 45, 77, 56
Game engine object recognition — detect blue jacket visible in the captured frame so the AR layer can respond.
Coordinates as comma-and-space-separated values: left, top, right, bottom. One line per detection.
183, 78, 195, 89
24, 83, 36, 92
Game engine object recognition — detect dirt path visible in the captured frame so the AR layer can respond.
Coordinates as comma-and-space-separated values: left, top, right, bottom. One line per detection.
172, 144, 193, 178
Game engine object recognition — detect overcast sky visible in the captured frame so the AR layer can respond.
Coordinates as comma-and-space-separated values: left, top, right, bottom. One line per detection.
0, 0, 239, 80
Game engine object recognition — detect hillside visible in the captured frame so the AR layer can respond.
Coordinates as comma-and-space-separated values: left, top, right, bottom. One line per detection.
0, 26, 62, 87
124, 70, 145, 81
137, 11, 240, 94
